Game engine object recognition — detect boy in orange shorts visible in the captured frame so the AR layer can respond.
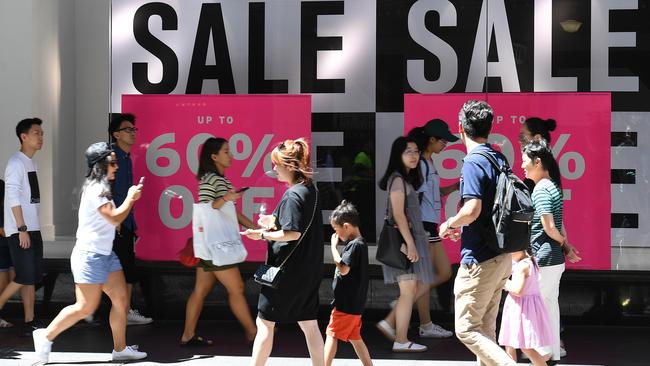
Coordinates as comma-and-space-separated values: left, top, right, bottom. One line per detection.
325, 200, 373, 366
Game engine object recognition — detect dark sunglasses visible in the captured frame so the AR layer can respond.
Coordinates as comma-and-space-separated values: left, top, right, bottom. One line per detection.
108, 160, 119, 167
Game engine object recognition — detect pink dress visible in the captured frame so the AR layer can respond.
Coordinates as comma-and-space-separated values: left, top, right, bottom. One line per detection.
498, 258, 555, 349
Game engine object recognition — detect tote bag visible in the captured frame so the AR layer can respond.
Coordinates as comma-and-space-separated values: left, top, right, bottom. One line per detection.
192, 201, 248, 266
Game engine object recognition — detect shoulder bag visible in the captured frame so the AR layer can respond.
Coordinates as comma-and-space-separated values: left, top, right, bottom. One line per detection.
254, 192, 319, 289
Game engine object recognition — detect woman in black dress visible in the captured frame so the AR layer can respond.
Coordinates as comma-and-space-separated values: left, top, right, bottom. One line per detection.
244, 138, 324, 366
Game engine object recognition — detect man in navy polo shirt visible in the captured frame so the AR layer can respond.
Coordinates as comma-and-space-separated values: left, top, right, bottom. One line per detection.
439, 100, 515, 366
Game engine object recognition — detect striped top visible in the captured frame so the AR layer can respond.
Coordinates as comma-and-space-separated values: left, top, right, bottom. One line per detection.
530, 178, 565, 267
198, 172, 232, 203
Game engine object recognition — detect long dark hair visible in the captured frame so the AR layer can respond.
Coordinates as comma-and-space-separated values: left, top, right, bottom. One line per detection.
379, 136, 422, 191
197, 137, 228, 180
83, 154, 113, 199
407, 127, 428, 153
523, 139, 562, 196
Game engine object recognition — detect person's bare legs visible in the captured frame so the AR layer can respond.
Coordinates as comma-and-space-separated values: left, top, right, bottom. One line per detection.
250, 317, 275, 366
181, 267, 216, 343
214, 266, 256, 340
390, 279, 417, 343
20, 285, 35, 322
102, 270, 129, 352
298, 320, 325, 366
324, 335, 337, 366
350, 339, 373, 366
44, 284, 102, 341
0, 281, 22, 310
416, 242, 452, 325
522, 348, 548, 366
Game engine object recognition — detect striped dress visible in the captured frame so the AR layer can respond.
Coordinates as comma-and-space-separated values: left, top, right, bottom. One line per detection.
530, 178, 565, 267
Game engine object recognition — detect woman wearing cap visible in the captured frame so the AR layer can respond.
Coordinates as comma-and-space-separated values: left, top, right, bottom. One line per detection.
32, 142, 146, 363
407, 119, 459, 339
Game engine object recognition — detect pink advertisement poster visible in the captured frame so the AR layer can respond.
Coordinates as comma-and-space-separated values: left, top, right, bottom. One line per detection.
122, 95, 312, 262
404, 93, 611, 270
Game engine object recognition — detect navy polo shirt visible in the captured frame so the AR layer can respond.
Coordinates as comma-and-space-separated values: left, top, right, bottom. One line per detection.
112, 145, 136, 232
459, 144, 504, 264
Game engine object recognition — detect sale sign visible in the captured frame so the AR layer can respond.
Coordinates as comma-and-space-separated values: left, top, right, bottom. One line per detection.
122, 94, 311, 261
404, 93, 611, 270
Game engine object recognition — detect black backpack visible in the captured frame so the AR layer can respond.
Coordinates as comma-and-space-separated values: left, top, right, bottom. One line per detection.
473, 151, 534, 253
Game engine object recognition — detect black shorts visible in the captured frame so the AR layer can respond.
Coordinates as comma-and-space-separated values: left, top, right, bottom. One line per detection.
422, 222, 441, 243
113, 228, 139, 284
7, 231, 43, 285
0, 236, 13, 271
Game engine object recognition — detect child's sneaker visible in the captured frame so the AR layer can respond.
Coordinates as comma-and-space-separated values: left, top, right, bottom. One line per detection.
112, 345, 147, 361
419, 322, 454, 338
32, 328, 53, 364
392, 341, 427, 353
376, 320, 396, 341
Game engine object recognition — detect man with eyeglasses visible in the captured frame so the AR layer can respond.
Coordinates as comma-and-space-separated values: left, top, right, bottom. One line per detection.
107, 113, 153, 326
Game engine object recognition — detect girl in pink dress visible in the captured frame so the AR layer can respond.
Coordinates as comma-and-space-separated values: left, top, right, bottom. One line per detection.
499, 249, 555, 365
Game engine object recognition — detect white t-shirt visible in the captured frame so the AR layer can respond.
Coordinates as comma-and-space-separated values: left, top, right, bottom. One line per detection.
417, 158, 441, 224
3, 151, 41, 235
75, 181, 116, 255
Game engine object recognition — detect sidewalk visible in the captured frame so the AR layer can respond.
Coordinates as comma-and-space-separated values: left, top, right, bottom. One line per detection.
1, 319, 645, 365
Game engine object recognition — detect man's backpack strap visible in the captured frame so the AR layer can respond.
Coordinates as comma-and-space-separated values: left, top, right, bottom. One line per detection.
473, 150, 507, 172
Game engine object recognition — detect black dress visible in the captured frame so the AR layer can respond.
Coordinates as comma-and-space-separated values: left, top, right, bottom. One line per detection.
257, 183, 323, 322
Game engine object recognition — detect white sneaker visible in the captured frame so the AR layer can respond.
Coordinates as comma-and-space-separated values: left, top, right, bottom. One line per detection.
112, 345, 147, 361
376, 320, 396, 341
127, 309, 153, 325
32, 328, 53, 364
419, 322, 454, 338
392, 341, 428, 353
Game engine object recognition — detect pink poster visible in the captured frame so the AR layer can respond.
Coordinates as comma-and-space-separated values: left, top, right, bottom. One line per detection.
122, 95, 312, 261
404, 93, 611, 270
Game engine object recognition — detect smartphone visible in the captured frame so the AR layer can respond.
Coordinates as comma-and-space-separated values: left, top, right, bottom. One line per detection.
236, 186, 250, 193
139, 176, 145, 185
400, 243, 408, 255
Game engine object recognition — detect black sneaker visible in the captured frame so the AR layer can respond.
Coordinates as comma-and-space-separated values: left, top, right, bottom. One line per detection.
20, 320, 39, 337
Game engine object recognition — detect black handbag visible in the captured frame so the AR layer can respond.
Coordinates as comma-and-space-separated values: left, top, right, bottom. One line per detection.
376, 176, 411, 270
254, 193, 319, 288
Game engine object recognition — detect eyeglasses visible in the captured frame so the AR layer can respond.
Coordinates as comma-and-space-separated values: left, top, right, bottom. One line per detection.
117, 127, 138, 133
403, 149, 420, 156
108, 160, 118, 167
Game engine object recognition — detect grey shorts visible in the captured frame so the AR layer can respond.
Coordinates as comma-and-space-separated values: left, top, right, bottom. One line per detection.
71, 248, 122, 284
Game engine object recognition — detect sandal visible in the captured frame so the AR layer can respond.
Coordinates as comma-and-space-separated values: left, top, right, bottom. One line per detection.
0, 318, 13, 328
180, 335, 214, 347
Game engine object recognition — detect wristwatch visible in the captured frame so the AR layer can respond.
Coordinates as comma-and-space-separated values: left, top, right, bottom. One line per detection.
17, 225, 28, 232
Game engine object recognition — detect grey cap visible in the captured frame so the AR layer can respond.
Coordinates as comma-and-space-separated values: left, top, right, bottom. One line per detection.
84, 142, 113, 177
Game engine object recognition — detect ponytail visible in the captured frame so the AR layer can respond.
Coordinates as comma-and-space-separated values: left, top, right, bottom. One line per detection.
271, 138, 313, 185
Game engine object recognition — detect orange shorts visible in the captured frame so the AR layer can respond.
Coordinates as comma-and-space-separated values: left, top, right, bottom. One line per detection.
326, 308, 362, 342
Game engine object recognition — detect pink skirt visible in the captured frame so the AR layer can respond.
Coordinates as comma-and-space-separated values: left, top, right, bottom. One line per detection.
498, 293, 555, 349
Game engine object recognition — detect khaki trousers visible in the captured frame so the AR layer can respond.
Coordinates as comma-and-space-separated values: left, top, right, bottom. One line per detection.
454, 253, 515, 366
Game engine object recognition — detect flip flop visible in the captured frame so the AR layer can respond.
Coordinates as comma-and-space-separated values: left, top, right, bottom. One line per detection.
180, 335, 214, 347
0, 318, 13, 328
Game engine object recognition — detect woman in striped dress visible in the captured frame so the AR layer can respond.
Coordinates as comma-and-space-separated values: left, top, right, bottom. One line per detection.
521, 139, 568, 362
180, 137, 258, 346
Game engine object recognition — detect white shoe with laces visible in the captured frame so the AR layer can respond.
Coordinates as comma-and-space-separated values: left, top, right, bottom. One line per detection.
419, 322, 454, 338
32, 328, 53, 364
127, 309, 153, 325
112, 345, 147, 361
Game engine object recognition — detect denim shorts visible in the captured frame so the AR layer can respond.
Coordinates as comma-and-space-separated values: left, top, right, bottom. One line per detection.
0, 236, 12, 272
70, 248, 122, 284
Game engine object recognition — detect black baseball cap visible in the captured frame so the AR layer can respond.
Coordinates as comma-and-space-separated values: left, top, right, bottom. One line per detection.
423, 119, 459, 142
85, 142, 113, 177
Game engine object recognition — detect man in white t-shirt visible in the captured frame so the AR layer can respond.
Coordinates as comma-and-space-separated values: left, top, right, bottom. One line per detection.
0, 118, 44, 332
